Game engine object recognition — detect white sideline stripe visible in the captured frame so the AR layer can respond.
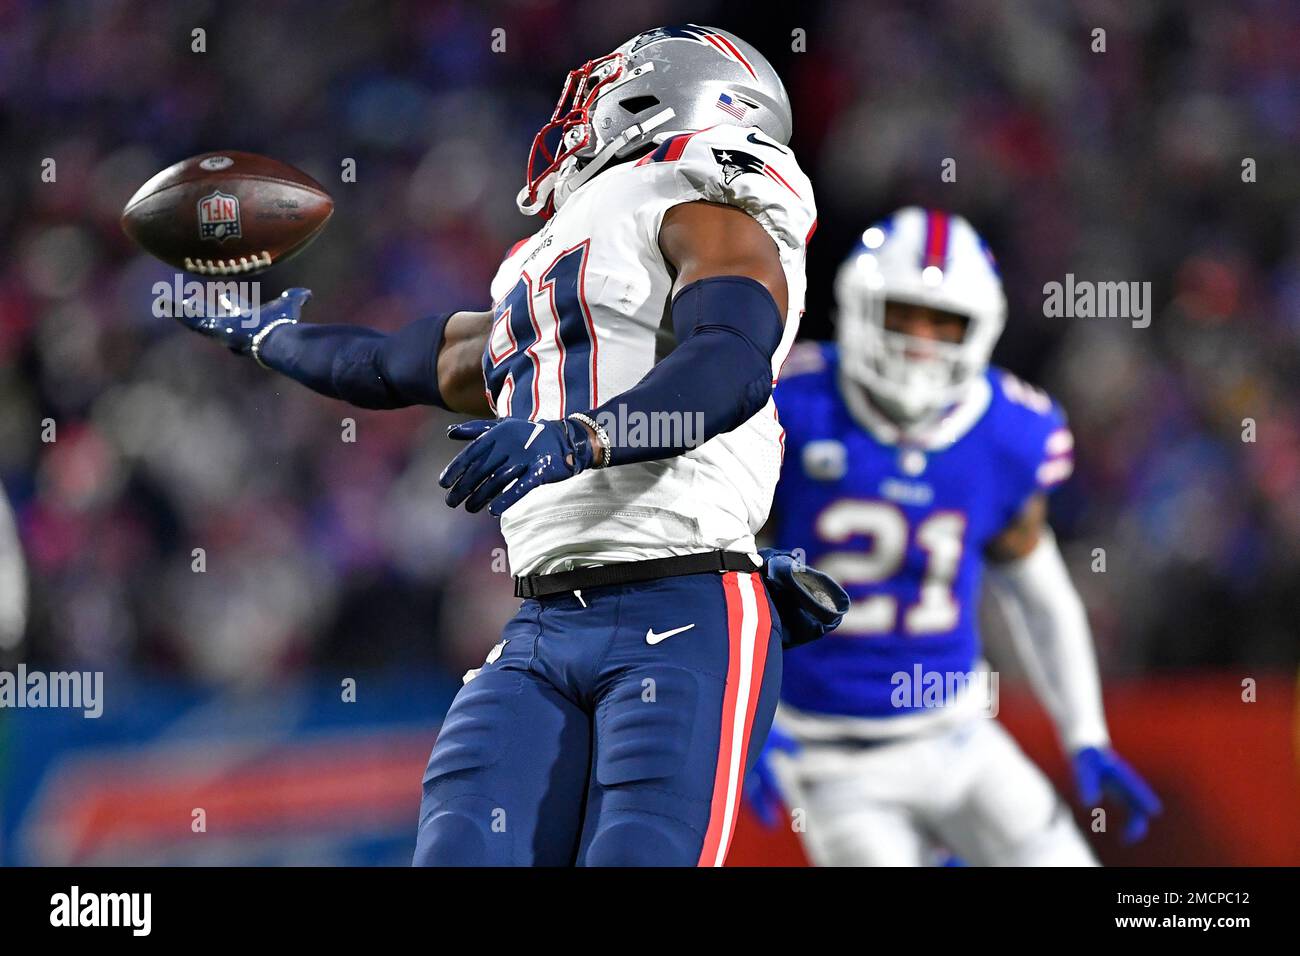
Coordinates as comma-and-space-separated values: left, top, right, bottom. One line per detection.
712, 571, 759, 867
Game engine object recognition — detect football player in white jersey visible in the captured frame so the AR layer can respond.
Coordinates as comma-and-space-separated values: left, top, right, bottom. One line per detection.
167, 25, 844, 866
747, 208, 1161, 865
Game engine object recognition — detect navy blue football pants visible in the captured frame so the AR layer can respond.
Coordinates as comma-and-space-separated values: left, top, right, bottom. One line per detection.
413, 569, 782, 866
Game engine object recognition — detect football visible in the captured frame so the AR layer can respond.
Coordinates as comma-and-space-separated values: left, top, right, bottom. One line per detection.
120, 151, 333, 276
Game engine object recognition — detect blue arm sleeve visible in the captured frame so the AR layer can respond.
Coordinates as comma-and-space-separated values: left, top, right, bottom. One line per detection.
588, 276, 782, 466
257, 311, 456, 410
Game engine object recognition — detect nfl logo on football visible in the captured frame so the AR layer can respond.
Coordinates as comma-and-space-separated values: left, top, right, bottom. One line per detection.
198, 189, 241, 242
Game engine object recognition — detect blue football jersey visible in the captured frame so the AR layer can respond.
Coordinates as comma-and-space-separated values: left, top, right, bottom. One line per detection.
773, 342, 1074, 719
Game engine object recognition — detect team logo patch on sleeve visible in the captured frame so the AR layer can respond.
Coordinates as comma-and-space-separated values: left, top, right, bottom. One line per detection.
712, 147, 763, 184
711, 147, 802, 198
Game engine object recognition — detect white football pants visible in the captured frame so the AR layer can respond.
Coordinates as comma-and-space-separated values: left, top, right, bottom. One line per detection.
772, 717, 1098, 866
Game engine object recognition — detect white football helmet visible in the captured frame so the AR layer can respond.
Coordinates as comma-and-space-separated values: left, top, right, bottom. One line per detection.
518, 25, 791, 218
835, 207, 1007, 424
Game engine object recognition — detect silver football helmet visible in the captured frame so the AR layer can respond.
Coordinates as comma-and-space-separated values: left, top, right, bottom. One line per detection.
836, 207, 1007, 424
519, 25, 792, 217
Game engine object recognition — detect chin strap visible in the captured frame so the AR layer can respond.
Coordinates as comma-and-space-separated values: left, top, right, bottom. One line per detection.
516, 107, 677, 217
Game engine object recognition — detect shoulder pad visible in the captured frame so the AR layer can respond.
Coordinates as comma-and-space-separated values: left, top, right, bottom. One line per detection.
991, 369, 1074, 491
650, 125, 817, 251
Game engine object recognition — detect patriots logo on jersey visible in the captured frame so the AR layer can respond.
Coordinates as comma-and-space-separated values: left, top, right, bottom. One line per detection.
711, 148, 764, 185
711, 148, 803, 198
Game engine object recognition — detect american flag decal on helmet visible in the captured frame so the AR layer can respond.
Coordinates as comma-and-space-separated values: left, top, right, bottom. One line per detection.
628, 25, 759, 79
711, 147, 802, 199
716, 93, 749, 120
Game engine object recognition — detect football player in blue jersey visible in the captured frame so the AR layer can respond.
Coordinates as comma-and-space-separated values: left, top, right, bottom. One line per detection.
746, 207, 1161, 865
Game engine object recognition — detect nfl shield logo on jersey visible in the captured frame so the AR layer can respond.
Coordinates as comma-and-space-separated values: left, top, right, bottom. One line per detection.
197, 190, 241, 242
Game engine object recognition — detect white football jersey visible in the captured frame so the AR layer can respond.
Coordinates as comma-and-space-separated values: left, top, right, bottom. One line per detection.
485, 124, 817, 575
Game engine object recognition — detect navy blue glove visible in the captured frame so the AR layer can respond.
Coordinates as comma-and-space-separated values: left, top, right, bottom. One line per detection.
760, 547, 849, 649
169, 286, 311, 355
744, 724, 800, 830
439, 418, 597, 516
1073, 746, 1162, 843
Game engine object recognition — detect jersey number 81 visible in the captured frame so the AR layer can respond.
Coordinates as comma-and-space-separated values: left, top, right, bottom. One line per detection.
485, 240, 598, 420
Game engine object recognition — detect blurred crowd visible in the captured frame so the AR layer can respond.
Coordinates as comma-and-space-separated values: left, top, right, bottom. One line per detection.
1, 0, 1297, 687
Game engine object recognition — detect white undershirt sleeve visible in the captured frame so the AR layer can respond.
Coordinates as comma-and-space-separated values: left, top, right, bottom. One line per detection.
985, 528, 1110, 752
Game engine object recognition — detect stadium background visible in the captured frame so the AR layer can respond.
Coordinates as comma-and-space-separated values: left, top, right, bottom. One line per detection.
0, 0, 1296, 865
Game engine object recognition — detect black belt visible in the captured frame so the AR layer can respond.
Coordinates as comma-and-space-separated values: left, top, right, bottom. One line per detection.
514, 550, 762, 599
806, 736, 902, 751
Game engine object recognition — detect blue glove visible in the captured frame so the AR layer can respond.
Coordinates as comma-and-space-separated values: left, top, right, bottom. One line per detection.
744, 724, 800, 830
760, 547, 849, 649
168, 286, 311, 355
1073, 746, 1162, 843
439, 418, 597, 516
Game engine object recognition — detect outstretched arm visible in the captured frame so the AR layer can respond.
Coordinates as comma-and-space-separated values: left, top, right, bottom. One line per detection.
168, 288, 493, 416
256, 304, 492, 415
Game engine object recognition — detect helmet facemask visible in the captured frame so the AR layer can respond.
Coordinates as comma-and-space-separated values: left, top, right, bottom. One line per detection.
838, 271, 1000, 426
863, 302, 980, 422
519, 52, 627, 219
